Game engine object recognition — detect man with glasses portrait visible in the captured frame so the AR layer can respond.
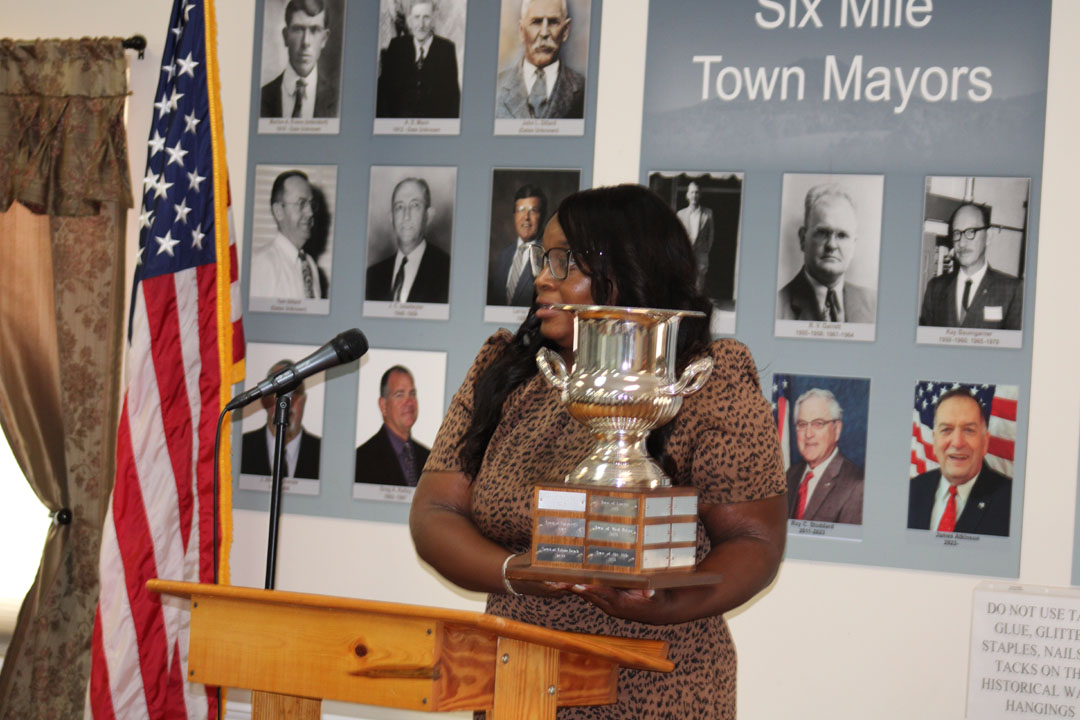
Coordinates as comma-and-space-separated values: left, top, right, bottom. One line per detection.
786, 388, 864, 525
250, 170, 328, 300
487, 185, 546, 307
918, 203, 1023, 329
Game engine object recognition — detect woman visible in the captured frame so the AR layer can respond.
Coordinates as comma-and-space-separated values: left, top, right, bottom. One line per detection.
410, 185, 787, 718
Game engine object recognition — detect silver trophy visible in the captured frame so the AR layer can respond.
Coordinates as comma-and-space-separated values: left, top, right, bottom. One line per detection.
536, 305, 713, 489
510, 304, 721, 587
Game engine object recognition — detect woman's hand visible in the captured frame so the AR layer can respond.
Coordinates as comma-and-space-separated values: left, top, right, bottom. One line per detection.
557, 494, 788, 625
503, 552, 572, 599
411, 470, 570, 598
563, 584, 669, 623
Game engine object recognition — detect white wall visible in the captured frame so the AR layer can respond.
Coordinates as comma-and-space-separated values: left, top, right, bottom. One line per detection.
3, 1, 1079, 718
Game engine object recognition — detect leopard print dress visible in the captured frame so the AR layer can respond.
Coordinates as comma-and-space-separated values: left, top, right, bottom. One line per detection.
426, 331, 786, 719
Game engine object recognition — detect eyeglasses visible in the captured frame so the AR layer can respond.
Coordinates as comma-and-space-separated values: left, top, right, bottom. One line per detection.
393, 199, 427, 216
529, 245, 579, 280
795, 419, 838, 433
951, 226, 989, 242
276, 198, 319, 213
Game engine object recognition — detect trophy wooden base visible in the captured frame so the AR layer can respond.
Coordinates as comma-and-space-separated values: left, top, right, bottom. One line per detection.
507, 563, 723, 589
512, 483, 722, 588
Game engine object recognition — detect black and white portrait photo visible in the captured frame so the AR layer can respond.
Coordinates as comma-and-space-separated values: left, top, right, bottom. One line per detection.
772, 373, 870, 539
363, 165, 456, 321
774, 173, 884, 342
353, 348, 446, 504
649, 171, 743, 335
247, 164, 336, 315
484, 167, 580, 325
916, 176, 1030, 349
257, 0, 345, 134
493, 0, 591, 136
238, 343, 327, 497
374, 0, 466, 135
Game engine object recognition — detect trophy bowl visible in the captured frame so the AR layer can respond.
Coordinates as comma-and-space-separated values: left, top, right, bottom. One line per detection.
536, 304, 713, 489
508, 304, 723, 588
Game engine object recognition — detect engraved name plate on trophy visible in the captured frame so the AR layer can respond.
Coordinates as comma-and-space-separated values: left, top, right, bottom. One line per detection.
507, 304, 723, 589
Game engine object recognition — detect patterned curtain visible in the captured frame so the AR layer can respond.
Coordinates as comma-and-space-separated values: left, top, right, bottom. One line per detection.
0, 38, 131, 718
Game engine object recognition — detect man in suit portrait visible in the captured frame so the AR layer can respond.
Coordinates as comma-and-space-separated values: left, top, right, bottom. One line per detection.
918, 203, 1023, 330
366, 177, 451, 304
495, 0, 585, 120
787, 388, 864, 525
487, 184, 545, 306
908, 388, 1011, 536
260, 0, 338, 119
375, 1, 461, 119
241, 360, 321, 479
250, 170, 327, 300
355, 366, 431, 486
777, 184, 876, 323
676, 181, 714, 291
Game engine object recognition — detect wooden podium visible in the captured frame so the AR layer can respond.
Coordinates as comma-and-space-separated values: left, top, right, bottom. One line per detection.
148, 580, 673, 719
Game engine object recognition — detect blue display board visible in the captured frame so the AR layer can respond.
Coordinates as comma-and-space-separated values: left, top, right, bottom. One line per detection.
641, 0, 1052, 577
234, 0, 605, 524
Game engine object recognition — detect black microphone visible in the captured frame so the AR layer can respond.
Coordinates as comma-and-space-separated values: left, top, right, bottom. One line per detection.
225, 328, 368, 412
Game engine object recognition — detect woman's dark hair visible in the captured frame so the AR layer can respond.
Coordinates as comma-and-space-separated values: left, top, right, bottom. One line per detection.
459, 184, 714, 479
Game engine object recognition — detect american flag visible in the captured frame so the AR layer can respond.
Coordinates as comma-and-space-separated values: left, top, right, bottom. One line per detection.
771, 374, 792, 470
88, 1, 244, 718
910, 381, 1017, 479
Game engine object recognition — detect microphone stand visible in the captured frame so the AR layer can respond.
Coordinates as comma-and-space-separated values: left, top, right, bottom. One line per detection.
264, 391, 292, 590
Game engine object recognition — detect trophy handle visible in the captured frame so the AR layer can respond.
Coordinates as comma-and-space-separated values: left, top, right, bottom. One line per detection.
536, 348, 570, 390
662, 357, 714, 397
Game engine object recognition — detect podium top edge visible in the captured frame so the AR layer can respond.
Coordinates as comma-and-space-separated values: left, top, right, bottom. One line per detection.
147, 579, 674, 673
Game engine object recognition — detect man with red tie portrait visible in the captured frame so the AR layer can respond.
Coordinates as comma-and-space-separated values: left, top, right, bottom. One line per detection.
786, 388, 864, 525
908, 388, 1012, 536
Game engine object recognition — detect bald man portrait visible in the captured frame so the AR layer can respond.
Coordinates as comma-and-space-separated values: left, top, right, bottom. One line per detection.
495, 0, 585, 119
918, 203, 1023, 330
777, 183, 876, 323
786, 388, 864, 525
908, 388, 1011, 536
365, 176, 451, 304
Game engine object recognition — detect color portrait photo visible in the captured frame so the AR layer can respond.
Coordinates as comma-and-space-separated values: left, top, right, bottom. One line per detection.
773, 373, 869, 539
238, 342, 327, 496
353, 348, 447, 503
909, 380, 1017, 538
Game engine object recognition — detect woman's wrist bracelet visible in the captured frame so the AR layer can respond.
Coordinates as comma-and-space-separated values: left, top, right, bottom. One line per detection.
501, 552, 522, 596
